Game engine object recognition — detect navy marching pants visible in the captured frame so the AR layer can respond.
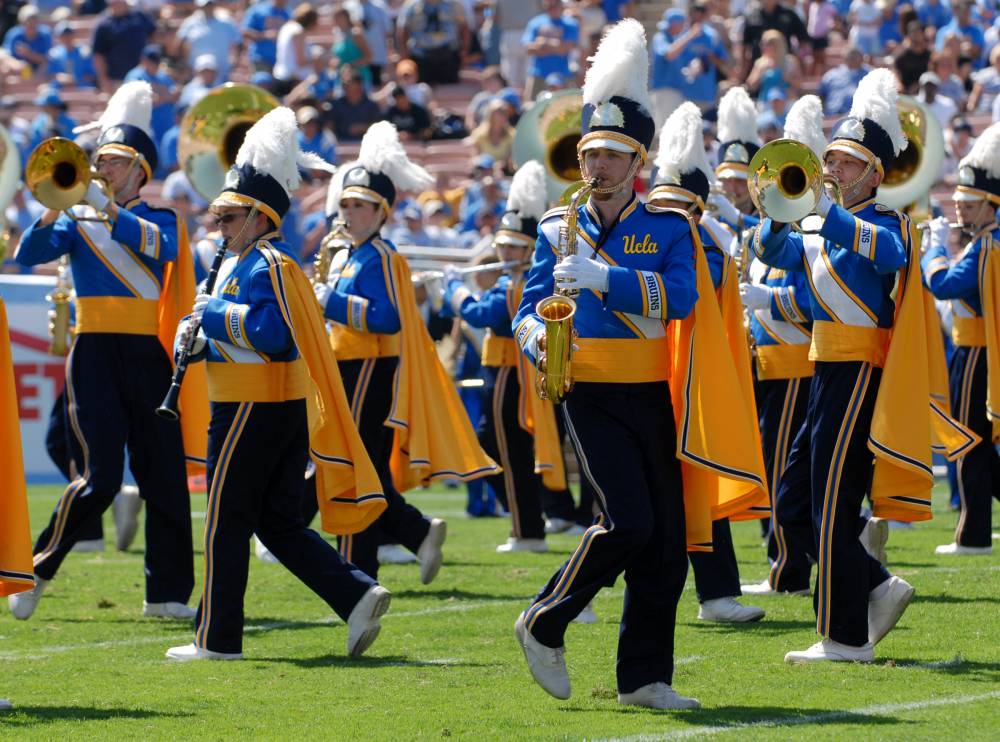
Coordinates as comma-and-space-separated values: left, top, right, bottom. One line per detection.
524, 382, 687, 694
948, 346, 997, 547
757, 374, 812, 592
32, 334, 193, 603
688, 518, 741, 601
779, 361, 890, 646
539, 406, 597, 527
335, 357, 431, 579
196, 399, 375, 654
45, 387, 104, 542
478, 365, 545, 539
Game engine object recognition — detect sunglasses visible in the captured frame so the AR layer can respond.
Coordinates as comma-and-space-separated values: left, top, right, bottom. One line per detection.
212, 212, 245, 227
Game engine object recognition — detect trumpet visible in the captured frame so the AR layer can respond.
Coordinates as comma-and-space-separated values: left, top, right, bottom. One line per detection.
24, 137, 113, 222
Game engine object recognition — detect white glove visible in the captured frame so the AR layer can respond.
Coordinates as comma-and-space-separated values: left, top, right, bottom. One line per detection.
927, 215, 951, 251
177, 319, 206, 356
706, 192, 741, 225
816, 192, 835, 218
739, 282, 772, 312
313, 282, 332, 310
553, 254, 609, 293
84, 181, 110, 212
191, 292, 211, 322
443, 264, 462, 285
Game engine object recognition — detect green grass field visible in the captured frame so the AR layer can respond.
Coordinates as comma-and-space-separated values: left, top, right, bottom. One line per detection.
1, 483, 997, 740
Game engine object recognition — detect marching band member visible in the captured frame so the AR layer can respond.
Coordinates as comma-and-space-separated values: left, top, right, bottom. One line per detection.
512, 20, 700, 709
705, 87, 763, 234
921, 122, 1000, 557
740, 96, 823, 597
314, 121, 498, 583
443, 160, 565, 554
10, 82, 197, 621
648, 102, 765, 624
166, 108, 390, 661
755, 69, 921, 663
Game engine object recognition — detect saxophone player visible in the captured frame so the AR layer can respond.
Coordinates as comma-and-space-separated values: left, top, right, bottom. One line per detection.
511, 20, 701, 710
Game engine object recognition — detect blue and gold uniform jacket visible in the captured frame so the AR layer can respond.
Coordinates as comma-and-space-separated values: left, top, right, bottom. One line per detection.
322, 235, 402, 360
194, 233, 306, 403
754, 198, 909, 366
16, 199, 178, 336
921, 225, 1000, 349
513, 193, 698, 383
444, 273, 520, 367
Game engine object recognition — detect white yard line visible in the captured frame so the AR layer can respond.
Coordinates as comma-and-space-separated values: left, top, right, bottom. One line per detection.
607, 691, 1000, 741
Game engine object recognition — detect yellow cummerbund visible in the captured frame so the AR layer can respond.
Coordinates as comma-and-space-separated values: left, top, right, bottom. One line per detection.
75, 296, 159, 335
755, 343, 814, 380
206, 359, 309, 402
331, 324, 400, 360
573, 337, 671, 383
481, 335, 518, 367
952, 316, 986, 347
809, 320, 890, 367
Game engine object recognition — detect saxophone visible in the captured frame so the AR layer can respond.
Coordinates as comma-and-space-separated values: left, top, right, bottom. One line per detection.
47, 255, 72, 356
535, 181, 593, 403
313, 218, 352, 286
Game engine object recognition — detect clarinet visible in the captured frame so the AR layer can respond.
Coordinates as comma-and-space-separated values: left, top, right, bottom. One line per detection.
156, 239, 229, 421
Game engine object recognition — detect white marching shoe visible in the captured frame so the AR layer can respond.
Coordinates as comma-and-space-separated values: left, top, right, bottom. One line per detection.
935, 542, 992, 556
860, 516, 889, 566
697, 596, 765, 623
572, 601, 598, 624
8, 578, 48, 620
377, 544, 418, 564
868, 576, 915, 645
544, 517, 572, 534
618, 682, 701, 710
143, 601, 197, 619
563, 524, 588, 536
254, 535, 279, 564
785, 638, 873, 663
740, 578, 810, 597
514, 611, 570, 699
417, 519, 447, 585
0, 699, 12, 711
496, 537, 548, 554
346, 585, 391, 658
113, 485, 142, 551
71, 538, 105, 553
165, 643, 242, 661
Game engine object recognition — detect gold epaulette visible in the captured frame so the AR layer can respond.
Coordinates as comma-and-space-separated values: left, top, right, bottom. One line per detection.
540, 205, 569, 222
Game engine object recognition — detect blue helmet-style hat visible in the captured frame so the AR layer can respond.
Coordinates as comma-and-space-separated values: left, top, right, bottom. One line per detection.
825, 69, 907, 178
75, 81, 159, 181
649, 102, 713, 211
953, 121, 1000, 206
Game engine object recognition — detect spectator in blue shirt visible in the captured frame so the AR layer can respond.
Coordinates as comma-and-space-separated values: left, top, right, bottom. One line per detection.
179, 54, 220, 109
679, 2, 729, 109
650, 9, 689, 129
878, 0, 903, 52
176, 0, 242, 84
521, 0, 578, 101
916, 0, 952, 30
27, 88, 77, 153
602, 0, 635, 24
47, 22, 97, 89
3, 5, 52, 72
158, 104, 186, 179
296, 105, 337, 166
397, 0, 469, 86
124, 44, 178, 147
242, 0, 291, 72
935, 0, 985, 61
287, 45, 340, 106
92, 0, 157, 91
818, 45, 871, 115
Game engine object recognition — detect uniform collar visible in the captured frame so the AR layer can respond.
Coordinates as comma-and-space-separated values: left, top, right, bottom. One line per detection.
120, 196, 142, 210
238, 229, 282, 258
847, 196, 877, 214
583, 190, 639, 227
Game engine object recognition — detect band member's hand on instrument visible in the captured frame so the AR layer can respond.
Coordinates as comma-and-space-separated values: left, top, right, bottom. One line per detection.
84, 181, 110, 212
192, 292, 211, 322
443, 264, 462, 286
176, 318, 206, 357
313, 281, 332, 310
739, 282, 772, 311
927, 215, 951, 251
816, 192, 835, 218
554, 254, 609, 292
706, 192, 740, 225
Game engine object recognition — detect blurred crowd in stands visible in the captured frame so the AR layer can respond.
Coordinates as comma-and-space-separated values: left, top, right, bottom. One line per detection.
0, 0, 998, 272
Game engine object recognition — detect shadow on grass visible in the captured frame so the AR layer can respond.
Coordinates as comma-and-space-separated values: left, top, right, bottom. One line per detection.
687, 619, 816, 634
253, 653, 494, 669
389, 588, 524, 601
2, 706, 191, 727
915, 594, 1000, 605
888, 657, 1000, 682
559, 704, 907, 729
